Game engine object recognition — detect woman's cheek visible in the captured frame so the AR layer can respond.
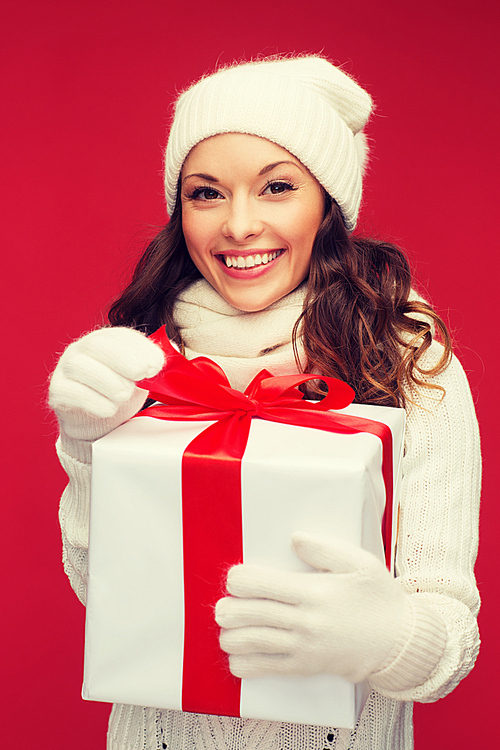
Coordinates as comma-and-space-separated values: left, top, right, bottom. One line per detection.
183, 210, 219, 249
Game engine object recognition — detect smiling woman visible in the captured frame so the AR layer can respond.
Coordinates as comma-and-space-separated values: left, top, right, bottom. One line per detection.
180, 134, 324, 312
48, 55, 481, 750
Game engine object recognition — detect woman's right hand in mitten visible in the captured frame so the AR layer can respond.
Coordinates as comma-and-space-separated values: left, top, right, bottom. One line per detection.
49, 327, 165, 445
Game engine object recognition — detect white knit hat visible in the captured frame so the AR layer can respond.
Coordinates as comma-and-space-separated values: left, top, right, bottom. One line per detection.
164, 56, 373, 231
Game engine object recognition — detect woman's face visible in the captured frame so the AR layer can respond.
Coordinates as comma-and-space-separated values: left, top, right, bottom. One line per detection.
180, 133, 325, 312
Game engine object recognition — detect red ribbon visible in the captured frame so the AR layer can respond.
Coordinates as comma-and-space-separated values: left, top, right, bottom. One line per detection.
136, 326, 394, 718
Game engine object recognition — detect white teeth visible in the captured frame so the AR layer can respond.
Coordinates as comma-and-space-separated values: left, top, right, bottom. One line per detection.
222, 250, 282, 268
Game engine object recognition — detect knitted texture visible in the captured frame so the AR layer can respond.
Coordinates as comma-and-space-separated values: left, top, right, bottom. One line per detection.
164, 56, 373, 231
53, 289, 481, 750
107, 697, 412, 750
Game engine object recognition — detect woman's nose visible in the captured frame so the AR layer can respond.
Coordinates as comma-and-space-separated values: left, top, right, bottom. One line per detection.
221, 199, 264, 242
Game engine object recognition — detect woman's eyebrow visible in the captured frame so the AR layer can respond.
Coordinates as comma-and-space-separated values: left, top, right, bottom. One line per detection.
258, 160, 303, 175
182, 172, 218, 183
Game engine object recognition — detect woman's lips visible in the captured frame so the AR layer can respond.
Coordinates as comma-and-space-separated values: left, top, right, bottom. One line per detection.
215, 250, 285, 278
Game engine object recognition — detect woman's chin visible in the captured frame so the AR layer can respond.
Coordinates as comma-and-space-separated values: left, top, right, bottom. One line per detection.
206, 268, 306, 312
214, 285, 293, 312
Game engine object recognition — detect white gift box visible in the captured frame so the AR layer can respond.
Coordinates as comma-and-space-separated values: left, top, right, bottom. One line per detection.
83, 402, 404, 728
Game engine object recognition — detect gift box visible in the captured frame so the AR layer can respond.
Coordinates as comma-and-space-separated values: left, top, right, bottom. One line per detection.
82, 330, 405, 729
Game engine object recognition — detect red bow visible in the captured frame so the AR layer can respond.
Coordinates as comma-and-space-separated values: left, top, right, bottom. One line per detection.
136, 326, 393, 718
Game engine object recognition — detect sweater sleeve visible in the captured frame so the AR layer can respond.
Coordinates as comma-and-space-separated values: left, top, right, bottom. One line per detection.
369, 341, 481, 702
57, 438, 92, 605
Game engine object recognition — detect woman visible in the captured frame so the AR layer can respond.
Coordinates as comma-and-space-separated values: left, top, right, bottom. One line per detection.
49, 56, 481, 749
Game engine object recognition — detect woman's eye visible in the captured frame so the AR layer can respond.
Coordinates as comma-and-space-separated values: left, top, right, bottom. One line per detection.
191, 187, 222, 201
263, 181, 295, 195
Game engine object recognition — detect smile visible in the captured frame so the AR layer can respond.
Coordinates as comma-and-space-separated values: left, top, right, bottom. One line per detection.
219, 250, 284, 269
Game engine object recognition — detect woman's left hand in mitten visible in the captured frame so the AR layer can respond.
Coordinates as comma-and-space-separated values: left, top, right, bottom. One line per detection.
215, 532, 413, 684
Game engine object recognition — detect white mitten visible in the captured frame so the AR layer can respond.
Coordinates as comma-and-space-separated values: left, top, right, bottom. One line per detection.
215, 532, 414, 684
49, 327, 164, 459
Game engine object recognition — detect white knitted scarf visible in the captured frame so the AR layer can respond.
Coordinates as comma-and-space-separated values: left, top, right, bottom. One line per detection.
173, 279, 307, 392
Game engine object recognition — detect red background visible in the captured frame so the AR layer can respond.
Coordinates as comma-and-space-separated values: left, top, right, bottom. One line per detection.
2, 1, 498, 746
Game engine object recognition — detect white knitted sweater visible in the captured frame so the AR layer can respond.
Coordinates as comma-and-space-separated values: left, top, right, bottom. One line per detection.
55, 282, 481, 750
